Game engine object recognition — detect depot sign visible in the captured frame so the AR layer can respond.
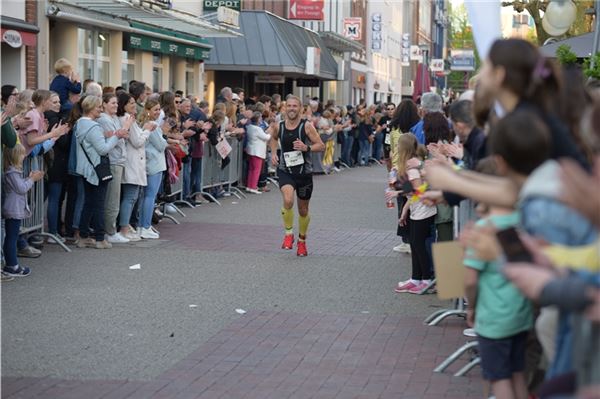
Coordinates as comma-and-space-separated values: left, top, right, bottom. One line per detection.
203, 0, 241, 11
288, 0, 324, 20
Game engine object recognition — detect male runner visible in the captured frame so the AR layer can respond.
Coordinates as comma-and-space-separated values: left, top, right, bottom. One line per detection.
268, 95, 325, 257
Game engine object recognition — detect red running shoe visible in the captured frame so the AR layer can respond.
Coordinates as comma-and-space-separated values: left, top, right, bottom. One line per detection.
297, 241, 308, 257
281, 234, 294, 250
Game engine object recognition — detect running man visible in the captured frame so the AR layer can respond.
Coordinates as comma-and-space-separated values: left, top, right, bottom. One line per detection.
268, 95, 325, 257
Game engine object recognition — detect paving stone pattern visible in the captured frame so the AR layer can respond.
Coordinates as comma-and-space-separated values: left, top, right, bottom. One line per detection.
2, 312, 483, 399
157, 222, 398, 258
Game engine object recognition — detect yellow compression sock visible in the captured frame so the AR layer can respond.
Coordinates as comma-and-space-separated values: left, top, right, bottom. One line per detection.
298, 214, 311, 240
281, 207, 294, 235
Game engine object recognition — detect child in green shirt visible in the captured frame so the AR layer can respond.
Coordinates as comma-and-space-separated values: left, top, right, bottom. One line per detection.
463, 157, 533, 399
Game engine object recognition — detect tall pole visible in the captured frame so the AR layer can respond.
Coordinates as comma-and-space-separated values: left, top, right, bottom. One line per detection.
592, 0, 600, 69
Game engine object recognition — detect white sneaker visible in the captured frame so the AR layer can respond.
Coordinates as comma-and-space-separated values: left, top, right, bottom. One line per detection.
333, 166, 341, 172
155, 209, 164, 217
393, 243, 411, 253
124, 230, 141, 242
245, 188, 262, 194
107, 233, 130, 244
140, 227, 159, 239
165, 204, 177, 215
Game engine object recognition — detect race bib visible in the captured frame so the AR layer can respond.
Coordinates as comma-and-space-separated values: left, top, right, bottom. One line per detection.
283, 150, 305, 167
384, 134, 391, 145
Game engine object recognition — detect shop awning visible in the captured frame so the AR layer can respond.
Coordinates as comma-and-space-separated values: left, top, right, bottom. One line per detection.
1, 16, 39, 47
319, 31, 363, 53
541, 32, 595, 58
205, 11, 339, 80
48, 0, 240, 39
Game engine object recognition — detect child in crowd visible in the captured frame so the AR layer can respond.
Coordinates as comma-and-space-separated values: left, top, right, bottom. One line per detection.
396, 133, 437, 294
2, 144, 45, 277
463, 157, 533, 399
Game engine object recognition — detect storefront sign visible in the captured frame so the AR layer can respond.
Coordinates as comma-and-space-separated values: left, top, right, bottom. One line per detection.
125, 33, 210, 60
401, 33, 410, 66
450, 49, 475, 71
371, 13, 382, 52
289, 0, 324, 20
217, 6, 239, 27
305, 47, 321, 76
203, 0, 241, 12
343, 18, 362, 41
410, 45, 422, 62
255, 74, 285, 84
430, 59, 444, 72
296, 78, 320, 87
2, 29, 22, 48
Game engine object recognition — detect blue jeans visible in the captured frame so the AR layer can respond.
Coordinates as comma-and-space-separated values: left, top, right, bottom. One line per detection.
191, 158, 203, 195
79, 180, 109, 241
3, 219, 21, 267
46, 182, 63, 234
73, 176, 85, 231
373, 133, 384, 160
140, 172, 163, 229
182, 161, 192, 199
119, 184, 140, 229
358, 139, 371, 165
341, 133, 354, 166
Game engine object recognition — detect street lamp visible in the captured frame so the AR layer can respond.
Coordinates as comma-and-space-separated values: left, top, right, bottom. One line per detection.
541, 0, 577, 36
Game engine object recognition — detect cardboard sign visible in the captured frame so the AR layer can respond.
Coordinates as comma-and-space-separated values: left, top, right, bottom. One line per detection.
432, 241, 466, 300
216, 139, 232, 159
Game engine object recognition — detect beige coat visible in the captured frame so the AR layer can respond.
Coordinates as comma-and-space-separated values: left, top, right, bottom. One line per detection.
121, 114, 150, 186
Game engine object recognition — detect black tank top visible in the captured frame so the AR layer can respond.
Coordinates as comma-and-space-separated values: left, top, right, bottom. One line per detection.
278, 119, 313, 175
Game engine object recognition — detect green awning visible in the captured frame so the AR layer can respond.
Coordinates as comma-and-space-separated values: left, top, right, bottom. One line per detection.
124, 32, 210, 61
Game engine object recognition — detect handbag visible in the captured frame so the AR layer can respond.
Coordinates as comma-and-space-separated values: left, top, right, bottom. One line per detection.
79, 129, 113, 183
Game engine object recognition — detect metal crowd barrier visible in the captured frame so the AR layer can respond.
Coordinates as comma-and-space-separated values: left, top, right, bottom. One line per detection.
20, 155, 71, 252
194, 138, 246, 206
424, 199, 481, 377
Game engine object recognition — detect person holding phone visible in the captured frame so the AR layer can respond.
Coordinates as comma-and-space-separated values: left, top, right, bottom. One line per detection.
462, 157, 533, 399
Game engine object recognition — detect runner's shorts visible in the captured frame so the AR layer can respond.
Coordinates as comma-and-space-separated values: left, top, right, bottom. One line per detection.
277, 169, 314, 200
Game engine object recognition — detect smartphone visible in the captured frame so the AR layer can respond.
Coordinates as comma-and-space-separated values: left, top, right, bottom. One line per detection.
495, 227, 533, 263
401, 180, 414, 194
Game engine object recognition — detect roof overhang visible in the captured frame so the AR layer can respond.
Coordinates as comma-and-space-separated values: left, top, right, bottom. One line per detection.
47, 0, 241, 40
541, 32, 594, 58
0, 16, 40, 33
319, 31, 363, 53
205, 11, 338, 81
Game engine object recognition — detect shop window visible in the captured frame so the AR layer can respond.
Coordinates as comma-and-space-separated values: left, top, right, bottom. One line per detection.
152, 53, 163, 92
77, 28, 110, 85
121, 50, 135, 89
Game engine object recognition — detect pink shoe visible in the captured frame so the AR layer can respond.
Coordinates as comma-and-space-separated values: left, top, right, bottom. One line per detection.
395, 280, 418, 293
408, 281, 429, 294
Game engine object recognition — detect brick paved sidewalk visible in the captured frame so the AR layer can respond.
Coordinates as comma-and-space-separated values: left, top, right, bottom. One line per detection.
2, 312, 483, 399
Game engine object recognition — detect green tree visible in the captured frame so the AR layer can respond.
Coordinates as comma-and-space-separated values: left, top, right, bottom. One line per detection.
502, 0, 593, 45
447, 2, 479, 91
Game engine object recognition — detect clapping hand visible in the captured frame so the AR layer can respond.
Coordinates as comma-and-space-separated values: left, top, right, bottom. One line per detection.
183, 119, 195, 129
143, 121, 157, 131
29, 170, 45, 182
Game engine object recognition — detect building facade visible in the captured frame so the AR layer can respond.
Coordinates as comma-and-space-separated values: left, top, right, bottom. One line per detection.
1, 0, 40, 90
2, 0, 236, 97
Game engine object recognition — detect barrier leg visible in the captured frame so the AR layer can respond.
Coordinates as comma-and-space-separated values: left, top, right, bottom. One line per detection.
173, 199, 195, 209
454, 356, 481, 377
33, 232, 72, 253
369, 157, 382, 166
339, 161, 350, 169
267, 177, 279, 188
200, 190, 221, 206
434, 341, 478, 373
160, 203, 180, 224
426, 297, 466, 326
230, 187, 247, 199
424, 307, 453, 324
168, 203, 187, 218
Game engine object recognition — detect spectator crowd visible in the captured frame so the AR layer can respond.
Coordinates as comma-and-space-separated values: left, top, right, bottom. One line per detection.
2, 37, 600, 399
